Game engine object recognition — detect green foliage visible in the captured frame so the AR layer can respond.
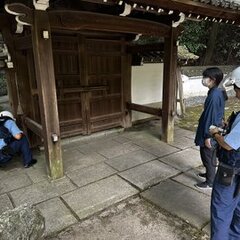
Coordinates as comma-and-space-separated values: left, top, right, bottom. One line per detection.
134, 35, 162, 45
179, 20, 240, 65
133, 21, 240, 66
179, 21, 209, 56
213, 24, 240, 65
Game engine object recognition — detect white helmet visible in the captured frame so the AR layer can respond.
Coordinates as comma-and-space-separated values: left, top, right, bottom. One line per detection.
0, 111, 15, 120
224, 67, 240, 88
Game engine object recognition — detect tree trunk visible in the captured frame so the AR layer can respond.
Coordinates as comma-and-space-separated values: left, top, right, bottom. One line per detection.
203, 22, 219, 65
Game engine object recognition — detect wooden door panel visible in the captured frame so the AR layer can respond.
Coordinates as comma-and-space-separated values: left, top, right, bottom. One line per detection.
86, 38, 123, 133
52, 33, 84, 137
52, 33, 125, 136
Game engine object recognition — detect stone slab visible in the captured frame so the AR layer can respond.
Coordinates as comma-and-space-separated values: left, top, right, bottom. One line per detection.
52, 197, 209, 240
80, 139, 119, 154
112, 135, 131, 144
105, 149, 156, 171
62, 175, 138, 219
65, 153, 107, 173
67, 163, 117, 187
119, 160, 180, 190
36, 198, 78, 235
62, 148, 85, 162
10, 177, 77, 206
173, 168, 212, 196
130, 136, 166, 149
0, 170, 32, 194
61, 142, 79, 150
26, 166, 48, 183
174, 128, 195, 140
203, 222, 210, 235
159, 148, 202, 172
0, 194, 13, 215
141, 179, 210, 229
169, 136, 195, 150
143, 142, 180, 158
98, 142, 141, 159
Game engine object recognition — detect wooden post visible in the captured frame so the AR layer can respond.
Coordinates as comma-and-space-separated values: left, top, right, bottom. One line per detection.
162, 27, 177, 143
176, 65, 185, 116
4, 70, 18, 115
1, 28, 19, 117
121, 38, 132, 128
31, 10, 63, 179
78, 35, 90, 135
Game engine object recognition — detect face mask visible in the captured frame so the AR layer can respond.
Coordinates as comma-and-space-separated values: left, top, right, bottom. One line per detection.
202, 77, 211, 87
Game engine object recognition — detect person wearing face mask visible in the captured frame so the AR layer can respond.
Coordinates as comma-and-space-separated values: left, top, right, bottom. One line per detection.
194, 67, 227, 189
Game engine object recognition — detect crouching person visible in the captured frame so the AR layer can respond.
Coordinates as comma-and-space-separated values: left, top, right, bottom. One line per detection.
0, 111, 37, 168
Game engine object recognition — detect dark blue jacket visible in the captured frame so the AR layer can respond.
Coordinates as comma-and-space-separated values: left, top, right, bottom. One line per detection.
195, 87, 225, 147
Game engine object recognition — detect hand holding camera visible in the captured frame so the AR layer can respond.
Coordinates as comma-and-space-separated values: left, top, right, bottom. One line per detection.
209, 125, 226, 136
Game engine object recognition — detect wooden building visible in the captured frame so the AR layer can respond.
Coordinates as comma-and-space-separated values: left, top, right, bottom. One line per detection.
0, 0, 239, 179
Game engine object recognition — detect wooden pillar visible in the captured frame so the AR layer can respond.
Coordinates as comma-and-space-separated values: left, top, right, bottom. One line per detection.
31, 10, 63, 179
162, 27, 177, 143
4, 70, 18, 115
1, 28, 19, 117
121, 39, 132, 128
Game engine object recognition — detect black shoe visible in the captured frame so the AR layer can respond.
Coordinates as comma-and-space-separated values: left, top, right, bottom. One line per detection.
197, 173, 207, 181
24, 159, 37, 168
195, 181, 213, 190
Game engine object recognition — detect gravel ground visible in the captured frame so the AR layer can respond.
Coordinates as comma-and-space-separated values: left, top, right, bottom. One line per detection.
185, 96, 206, 107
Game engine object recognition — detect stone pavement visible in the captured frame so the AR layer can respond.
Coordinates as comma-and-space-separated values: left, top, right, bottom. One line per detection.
0, 120, 211, 238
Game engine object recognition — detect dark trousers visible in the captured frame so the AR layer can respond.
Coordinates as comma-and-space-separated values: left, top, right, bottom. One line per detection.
200, 146, 217, 184
211, 173, 240, 240
0, 136, 32, 166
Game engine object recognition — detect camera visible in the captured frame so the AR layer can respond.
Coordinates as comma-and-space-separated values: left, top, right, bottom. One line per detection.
209, 125, 226, 135
209, 125, 226, 150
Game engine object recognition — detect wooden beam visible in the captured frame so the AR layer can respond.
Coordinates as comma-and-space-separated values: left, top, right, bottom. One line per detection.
127, 43, 164, 54
161, 27, 178, 143
32, 10, 63, 179
127, 102, 162, 116
48, 10, 171, 37
24, 117, 43, 137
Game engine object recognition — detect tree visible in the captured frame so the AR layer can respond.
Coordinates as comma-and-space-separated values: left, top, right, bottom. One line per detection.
179, 20, 240, 66
179, 20, 209, 64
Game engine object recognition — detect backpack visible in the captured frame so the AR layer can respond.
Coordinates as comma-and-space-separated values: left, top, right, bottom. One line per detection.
0, 117, 13, 140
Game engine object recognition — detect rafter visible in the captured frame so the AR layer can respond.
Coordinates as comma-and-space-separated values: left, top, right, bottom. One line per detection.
59, 0, 240, 24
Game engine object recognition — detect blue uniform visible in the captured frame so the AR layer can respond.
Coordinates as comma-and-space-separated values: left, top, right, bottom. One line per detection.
211, 114, 240, 240
0, 119, 32, 166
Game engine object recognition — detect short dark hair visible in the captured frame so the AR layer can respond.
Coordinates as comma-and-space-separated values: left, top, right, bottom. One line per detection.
202, 67, 223, 86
